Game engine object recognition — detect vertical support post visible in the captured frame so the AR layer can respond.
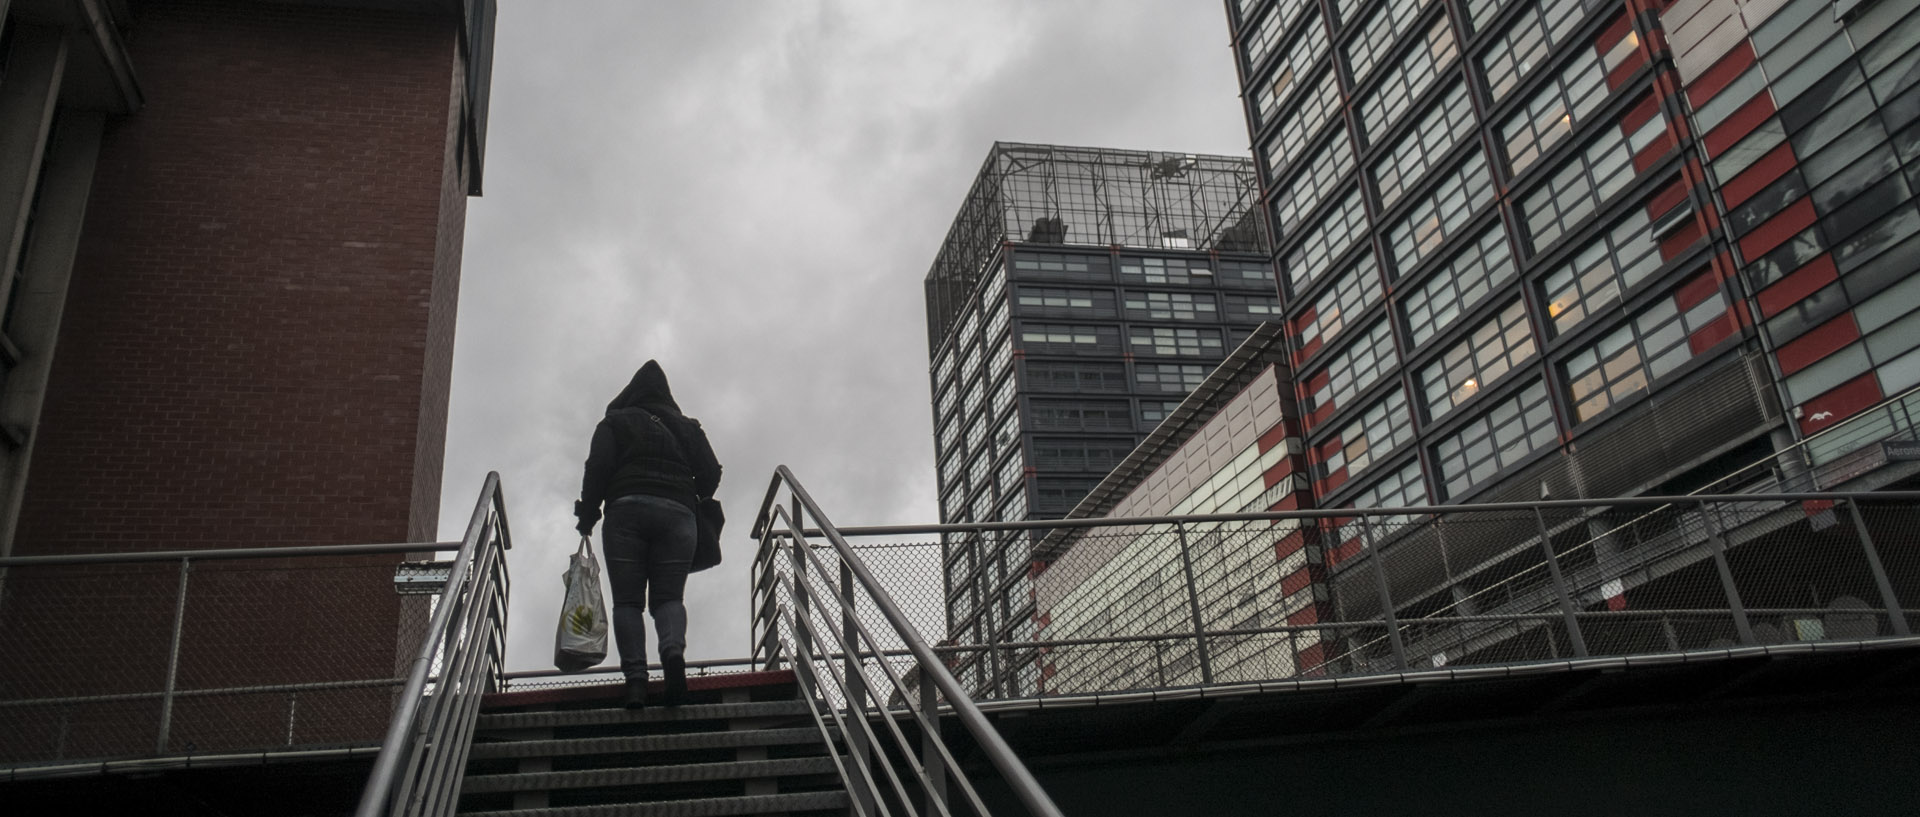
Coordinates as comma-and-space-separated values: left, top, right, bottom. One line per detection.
919, 669, 948, 815
1359, 517, 1408, 669
839, 557, 875, 817
1844, 500, 1911, 636
285, 692, 299, 746
1173, 522, 1213, 685
1697, 501, 1756, 645
983, 529, 1003, 698
1532, 508, 1590, 657
788, 497, 813, 694
157, 557, 192, 754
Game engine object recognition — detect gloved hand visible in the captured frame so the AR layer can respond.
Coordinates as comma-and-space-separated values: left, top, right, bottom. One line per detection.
574, 500, 600, 537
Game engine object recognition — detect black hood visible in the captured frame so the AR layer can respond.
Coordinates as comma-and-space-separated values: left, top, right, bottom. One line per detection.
607, 360, 681, 415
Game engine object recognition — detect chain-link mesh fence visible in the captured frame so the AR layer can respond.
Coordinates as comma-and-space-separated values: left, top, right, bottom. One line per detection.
0, 553, 434, 766
754, 493, 1920, 705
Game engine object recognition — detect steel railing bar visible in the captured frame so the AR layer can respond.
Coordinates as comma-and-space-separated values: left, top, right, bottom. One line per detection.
0, 541, 467, 568
786, 599, 893, 817
782, 568, 962, 817
770, 466, 1066, 817
780, 559, 972, 817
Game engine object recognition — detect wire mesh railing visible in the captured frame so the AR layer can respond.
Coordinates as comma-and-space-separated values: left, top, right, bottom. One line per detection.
0, 547, 452, 770
753, 490, 1920, 703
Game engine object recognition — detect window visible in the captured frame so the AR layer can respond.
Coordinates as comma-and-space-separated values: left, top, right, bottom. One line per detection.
1131, 326, 1225, 357
1243, 2, 1288, 69
1253, 11, 1330, 127
937, 380, 959, 423
1461, 0, 1509, 34
963, 377, 984, 415
940, 445, 965, 487
988, 334, 1013, 380
1401, 224, 1517, 345
938, 415, 961, 458
1419, 299, 1536, 420
1432, 379, 1557, 499
1018, 323, 1119, 354
1480, 0, 1586, 103
1119, 256, 1213, 284
1273, 132, 1358, 237
1012, 252, 1111, 281
1342, 459, 1429, 509
1015, 286, 1110, 317
1296, 254, 1384, 354
1539, 211, 1660, 335
993, 373, 1016, 413
1285, 188, 1369, 291
1218, 259, 1279, 289
957, 309, 979, 351
997, 452, 1025, 495
1124, 291, 1219, 321
1388, 151, 1494, 275
1262, 67, 1344, 181
1224, 292, 1284, 322
1030, 399, 1133, 431
1140, 399, 1185, 424
935, 349, 955, 387
1033, 439, 1135, 473
1501, 49, 1607, 175
1303, 320, 1397, 417
965, 413, 990, 453
961, 343, 982, 383
984, 297, 1009, 341
992, 412, 1021, 455
1136, 363, 1210, 393
1520, 126, 1634, 252
967, 450, 992, 496
999, 489, 1028, 522
1347, 0, 1431, 85
1357, 17, 1458, 146
1563, 280, 1731, 422
1372, 81, 1475, 210
1316, 387, 1415, 483
1025, 360, 1127, 393
1035, 478, 1104, 513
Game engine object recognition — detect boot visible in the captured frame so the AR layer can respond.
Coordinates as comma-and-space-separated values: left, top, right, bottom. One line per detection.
662, 654, 687, 707
622, 676, 648, 709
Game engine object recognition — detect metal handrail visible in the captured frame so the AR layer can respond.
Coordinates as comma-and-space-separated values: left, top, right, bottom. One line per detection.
754, 465, 1064, 817
355, 473, 512, 817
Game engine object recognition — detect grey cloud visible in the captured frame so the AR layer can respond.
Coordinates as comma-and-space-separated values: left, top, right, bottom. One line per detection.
438, 0, 1254, 671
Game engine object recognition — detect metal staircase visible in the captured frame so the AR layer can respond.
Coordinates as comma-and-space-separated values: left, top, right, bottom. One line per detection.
456, 676, 849, 817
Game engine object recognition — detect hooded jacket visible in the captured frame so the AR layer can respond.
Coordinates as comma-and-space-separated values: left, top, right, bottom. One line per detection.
576, 361, 723, 526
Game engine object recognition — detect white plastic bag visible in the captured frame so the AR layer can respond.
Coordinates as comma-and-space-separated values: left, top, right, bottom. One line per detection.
554, 536, 608, 672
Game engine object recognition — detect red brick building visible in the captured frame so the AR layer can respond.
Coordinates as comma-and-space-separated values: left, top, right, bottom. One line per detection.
0, 0, 494, 762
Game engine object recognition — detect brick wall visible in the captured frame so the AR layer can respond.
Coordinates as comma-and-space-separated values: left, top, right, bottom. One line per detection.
0, 0, 470, 757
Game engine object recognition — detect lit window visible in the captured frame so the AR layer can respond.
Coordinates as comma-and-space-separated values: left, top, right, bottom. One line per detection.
1501, 47, 1606, 174
1562, 278, 1730, 422
1315, 387, 1415, 483
1419, 299, 1536, 420
1539, 211, 1660, 336
1303, 320, 1397, 418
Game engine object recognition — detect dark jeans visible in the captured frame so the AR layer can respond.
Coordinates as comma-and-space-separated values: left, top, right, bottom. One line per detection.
602, 494, 695, 681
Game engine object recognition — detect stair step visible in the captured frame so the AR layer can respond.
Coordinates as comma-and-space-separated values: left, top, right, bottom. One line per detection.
477, 701, 812, 731
468, 728, 831, 760
458, 790, 850, 817
462, 757, 839, 794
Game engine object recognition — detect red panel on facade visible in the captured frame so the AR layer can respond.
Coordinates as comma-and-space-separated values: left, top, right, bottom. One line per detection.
1295, 641, 1328, 675
1607, 51, 1648, 89
1279, 566, 1315, 596
1658, 218, 1706, 260
1261, 457, 1298, 488
1720, 141, 1798, 209
1738, 199, 1817, 259
1797, 372, 1883, 435
1688, 313, 1737, 355
1295, 337, 1322, 364
1756, 255, 1838, 318
1328, 536, 1363, 566
1286, 605, 1321, 627
1685, 42, 1756, 110
1275, 529, 1308, 559
1621, 94, 1663, 132
1776, 313, 1861, 376
1317, 468, 1349, 496
1674, 271, 1720, 310
1267, 492, 1304, 512
1703, 93, 1778, 158
1256, 421, 1291, 454
1646, 179, 1690, 222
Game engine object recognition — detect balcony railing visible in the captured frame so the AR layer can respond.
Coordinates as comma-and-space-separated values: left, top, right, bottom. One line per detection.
0, 475, 510, 793
752, 490, 1920, 703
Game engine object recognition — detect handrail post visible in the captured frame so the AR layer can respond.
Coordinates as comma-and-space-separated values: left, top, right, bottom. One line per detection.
1844, 500, 1911, 636
1532, 507, 1589, 657
156, 556, 193, 754
1697, 500, 1756, 645
839, 556, 875, 817
1173, 522, 1213, 685
1359, 516, 1407, 670
920, 672, 947, 813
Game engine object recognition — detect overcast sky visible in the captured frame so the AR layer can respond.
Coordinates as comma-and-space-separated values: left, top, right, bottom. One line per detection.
436, 1, 1254, 673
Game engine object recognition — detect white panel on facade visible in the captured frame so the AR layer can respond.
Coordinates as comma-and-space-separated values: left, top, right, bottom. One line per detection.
1675, 11, 1754, 85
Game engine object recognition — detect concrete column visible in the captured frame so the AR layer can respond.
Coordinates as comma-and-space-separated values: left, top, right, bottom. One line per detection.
0, 24, 68, 296
0, 112, 103, 556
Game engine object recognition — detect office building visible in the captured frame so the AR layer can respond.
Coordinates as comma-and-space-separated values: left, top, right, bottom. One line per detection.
922, 142, 1274, 651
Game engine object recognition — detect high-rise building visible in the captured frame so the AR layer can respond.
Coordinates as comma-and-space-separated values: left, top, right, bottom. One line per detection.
922, 142, 1274, 648
1223, 0, 1920, 516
